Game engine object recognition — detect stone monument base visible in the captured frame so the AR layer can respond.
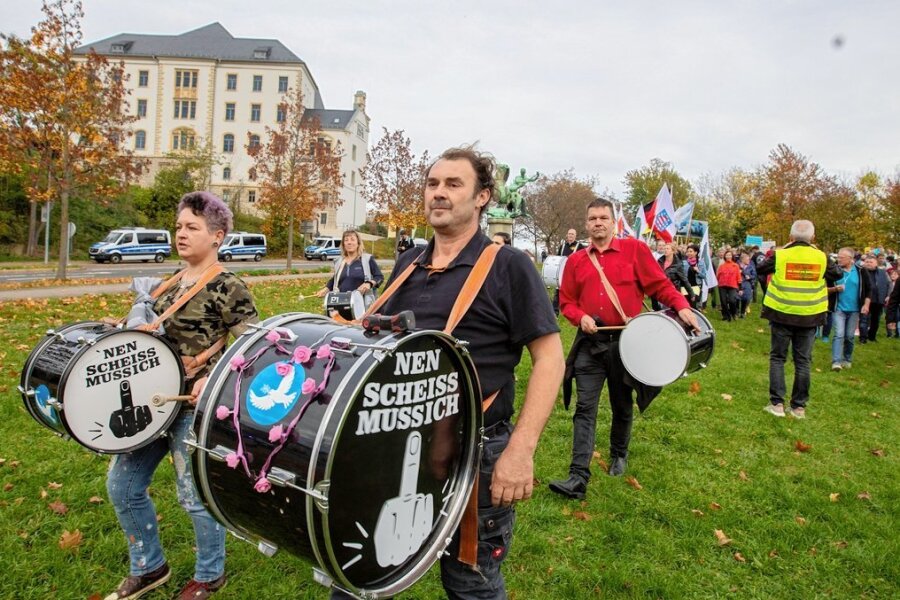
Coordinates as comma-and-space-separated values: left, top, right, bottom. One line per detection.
487, 217, 513, 239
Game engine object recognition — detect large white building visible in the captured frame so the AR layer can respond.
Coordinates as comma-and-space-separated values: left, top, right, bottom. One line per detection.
76, 23, 370, 236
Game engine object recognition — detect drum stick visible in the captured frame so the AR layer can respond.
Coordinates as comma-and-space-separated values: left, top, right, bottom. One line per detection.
151, 394, 193, 406
596, 325, 626, 331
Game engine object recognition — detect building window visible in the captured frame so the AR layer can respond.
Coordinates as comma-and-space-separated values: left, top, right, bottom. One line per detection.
249, 134, 260, 149
357, 123, 365, 139
351, 171, 356, 186
138, 70, 148, 87
278, 76, 288, 93
252, 75, 263, 92
226, 73, 237, 90
250, 104, 261, 122
173, 100, 196, 119
276, 106, 285, 122
222, 190, 230, 202
248, 190, 256, 203
135, 130, 146, 150
175, 69, 198, 89
172, 128, 195, 150
223, 134, 234, 153
223, 166, 231, 181
319, 212, 328, 225
225, 102, 235, 121
137, 99, 147, 118
352, 144, 357, 161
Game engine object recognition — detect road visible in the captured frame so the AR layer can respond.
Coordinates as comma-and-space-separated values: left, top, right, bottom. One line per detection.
0, 258, 381, 284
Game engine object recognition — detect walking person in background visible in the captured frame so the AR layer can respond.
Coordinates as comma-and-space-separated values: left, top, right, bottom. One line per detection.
395, 228, 414, 258
657, 242, 697, 309
829, 247, 870, 371
716, 250, 741, 321
710, 247, 724, 310
552, 228, 587, 316
739, 252, 757, 318
859, 254, 890, 343
885, 268, 899, 338
492, 231, 511, 245
757, 220, 840, 419
685, 243, 706, 309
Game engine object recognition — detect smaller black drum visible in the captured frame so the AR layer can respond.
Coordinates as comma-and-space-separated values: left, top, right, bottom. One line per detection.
19, 322, 185, 453
325, 291, 365, 321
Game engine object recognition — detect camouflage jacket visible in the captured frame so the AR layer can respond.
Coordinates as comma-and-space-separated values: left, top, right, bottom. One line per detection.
153, 271, 258, 383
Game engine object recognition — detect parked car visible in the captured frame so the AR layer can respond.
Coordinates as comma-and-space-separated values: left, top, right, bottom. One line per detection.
304, 237, 341, 260
218, 232, 267, 262
89, 227, 171, 264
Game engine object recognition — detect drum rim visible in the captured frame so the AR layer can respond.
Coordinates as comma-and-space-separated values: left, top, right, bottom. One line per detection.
19, 320, 92, 433
313, 329, 482, 597
191, 311, 325, 551
620, 308, 714, 387
56, 326, 185, 454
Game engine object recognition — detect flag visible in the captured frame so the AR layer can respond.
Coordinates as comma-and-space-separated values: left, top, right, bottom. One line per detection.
635, 203, 650, 239
697, 221, 717, 302
673, 201, 695, 236
650, 184, 677, 242
615, 204, 635, 238
641, 200, 655, 237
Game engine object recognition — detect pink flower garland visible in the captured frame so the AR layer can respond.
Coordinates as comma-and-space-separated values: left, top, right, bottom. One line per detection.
213, 332, 335, 493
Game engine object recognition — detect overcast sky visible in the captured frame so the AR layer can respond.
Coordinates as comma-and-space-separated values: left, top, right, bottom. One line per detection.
4, 0, 899, 197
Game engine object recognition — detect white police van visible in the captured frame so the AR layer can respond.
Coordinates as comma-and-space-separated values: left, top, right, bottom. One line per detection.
218, 232, 267, 262
89, 228, 172, 264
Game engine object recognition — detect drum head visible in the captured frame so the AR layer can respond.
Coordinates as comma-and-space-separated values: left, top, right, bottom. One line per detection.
542, 256, 567, 288
59, 329, 184, 453
320, 330, 480, 596
619, 311, 689, 387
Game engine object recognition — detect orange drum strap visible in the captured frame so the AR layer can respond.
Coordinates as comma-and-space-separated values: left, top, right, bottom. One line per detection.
587, 251, 630, 324
358, 252, 424, 320
140, 263, 224, 332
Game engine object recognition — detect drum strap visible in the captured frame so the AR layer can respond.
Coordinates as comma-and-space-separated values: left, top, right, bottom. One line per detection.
360, 251, 425, 318
144, 263, 225, 332
587, 251, 631, 324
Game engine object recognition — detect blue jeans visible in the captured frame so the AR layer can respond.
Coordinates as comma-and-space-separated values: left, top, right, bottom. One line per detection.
768, 322, 816, 409
106, 410, 225, 582
831, 310, 859, 364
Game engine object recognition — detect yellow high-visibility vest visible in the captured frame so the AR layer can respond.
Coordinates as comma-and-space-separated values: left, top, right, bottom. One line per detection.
763, 244, 828, 315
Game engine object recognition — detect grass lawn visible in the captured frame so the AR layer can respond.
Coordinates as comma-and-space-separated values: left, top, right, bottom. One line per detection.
1, 280, 897, 599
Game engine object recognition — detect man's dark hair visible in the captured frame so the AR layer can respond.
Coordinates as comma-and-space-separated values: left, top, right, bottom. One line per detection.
426, 145, 496, 217
493, 231, 511, 245
586, 197, 615, 213
688, 243, 700, 254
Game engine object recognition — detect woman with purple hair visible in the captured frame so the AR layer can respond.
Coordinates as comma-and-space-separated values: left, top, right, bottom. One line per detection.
104, 191, 258, 600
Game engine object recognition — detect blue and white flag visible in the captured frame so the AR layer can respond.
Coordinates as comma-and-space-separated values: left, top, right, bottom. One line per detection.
674, 201, 695, 236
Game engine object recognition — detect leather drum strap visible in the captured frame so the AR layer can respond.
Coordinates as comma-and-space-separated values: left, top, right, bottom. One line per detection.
360, 251, 425, 319
587, 251, 631, 324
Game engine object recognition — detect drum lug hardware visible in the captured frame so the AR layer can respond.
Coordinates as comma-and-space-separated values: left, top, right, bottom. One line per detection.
267, 466, 297, 487
47, 398, 62, 410
329, 336, 352, 350
454, 339, 470, 349
313, 480, 330, 513
313, 569, 333, 588
245, 323, 297, 342
184, 440, 233, 462
46, 328, 56, 336
17, 385, 35, 397
256, 540, 278, 557
699, 362, 707, 369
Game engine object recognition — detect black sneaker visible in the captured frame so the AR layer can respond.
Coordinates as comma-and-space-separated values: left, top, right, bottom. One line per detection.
104, 563, 171, 600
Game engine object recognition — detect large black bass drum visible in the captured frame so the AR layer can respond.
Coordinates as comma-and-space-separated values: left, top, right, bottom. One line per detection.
18, 321, 184, 453
189, 313, 482, 598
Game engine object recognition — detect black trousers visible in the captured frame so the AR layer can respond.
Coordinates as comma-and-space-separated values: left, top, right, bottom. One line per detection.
568, 342, 634, 482
859, 303, 884, 341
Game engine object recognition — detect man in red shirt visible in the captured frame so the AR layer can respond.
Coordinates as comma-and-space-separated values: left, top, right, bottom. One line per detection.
549, 198, 699, 499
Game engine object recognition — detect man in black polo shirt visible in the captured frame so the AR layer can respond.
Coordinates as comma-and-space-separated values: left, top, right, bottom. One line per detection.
552, 228, 586, 315
381, 146, 563, 598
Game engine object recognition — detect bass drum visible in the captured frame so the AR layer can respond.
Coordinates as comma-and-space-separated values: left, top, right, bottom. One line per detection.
190, 313, 482, 598
18, 321, 184, 453
619, 308, 715, 387
324, 291, 365, 321
542, 255, 567, 289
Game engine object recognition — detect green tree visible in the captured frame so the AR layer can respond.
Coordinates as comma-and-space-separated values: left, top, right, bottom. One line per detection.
693, 169, 761, 247
623, 158, 694, 210
140, 140, 219, 227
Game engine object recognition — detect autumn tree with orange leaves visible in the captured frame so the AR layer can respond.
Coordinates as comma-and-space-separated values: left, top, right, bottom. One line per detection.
359, 128, 430, 235
248, 86, 343, 269
0, 0, 142, 278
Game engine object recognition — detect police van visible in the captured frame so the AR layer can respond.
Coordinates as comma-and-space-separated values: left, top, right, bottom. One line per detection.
218, 232, 267, 262
89, 228, 172, 264
304, 237, 341, 260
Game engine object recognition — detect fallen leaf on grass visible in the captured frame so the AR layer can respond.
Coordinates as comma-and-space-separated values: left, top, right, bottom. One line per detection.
691, 509, 704, 517
738, 470, 749, 481
870, 448, 885, 457
88, 496, 104, 504
625, 476, 643, 490
3, 483, 12, 492
871, 412, 881, 418
39, 488, 48, 499
734, 552, 746, 562
8, 460, 20, 469
714, 529, 732, 546
561, 505, 571, 516
795, 516, 807, 525
857, 491, 872, 501
689, 381, 701, 395
573, 511, 592, 521
714, 448, 723, 454
829, 493, 840, 503
730, 341, 745, 351
592, 451, 601, 459
833, 541, 848, 549
756, 328, 764, 333
48, 482, 63, 490
720, 393, 733, 401
48, 500, 68, 515
768, 549, 779, 558
814, 367, 822, 373
880, 380, 890, 388
597, 458, 609, 472
58, 529, 82, 551
809, 547, 817, 556
0, 458, 5, 466
709, 502, 722, 511
87, 595, 103, 600
795, 440, 812, 453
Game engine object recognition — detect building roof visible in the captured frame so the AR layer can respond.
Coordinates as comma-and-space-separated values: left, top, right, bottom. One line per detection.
75, 22, 304, 64
303, 109, 356, 130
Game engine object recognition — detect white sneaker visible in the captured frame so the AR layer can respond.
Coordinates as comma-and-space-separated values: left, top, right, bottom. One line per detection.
841, 361, 851, 369
764, 404, 786, 417
831, 362, 842, 371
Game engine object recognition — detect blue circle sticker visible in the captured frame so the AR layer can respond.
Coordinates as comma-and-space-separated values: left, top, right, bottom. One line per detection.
35, 384, 60, 425
245, 362, 305, 426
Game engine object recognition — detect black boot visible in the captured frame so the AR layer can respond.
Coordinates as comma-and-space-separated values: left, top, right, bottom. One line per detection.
608, 456, 628, 476
548, 475, 587, 500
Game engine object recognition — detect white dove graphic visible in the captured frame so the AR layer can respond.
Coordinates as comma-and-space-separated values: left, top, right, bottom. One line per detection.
249, 366, 298, 411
